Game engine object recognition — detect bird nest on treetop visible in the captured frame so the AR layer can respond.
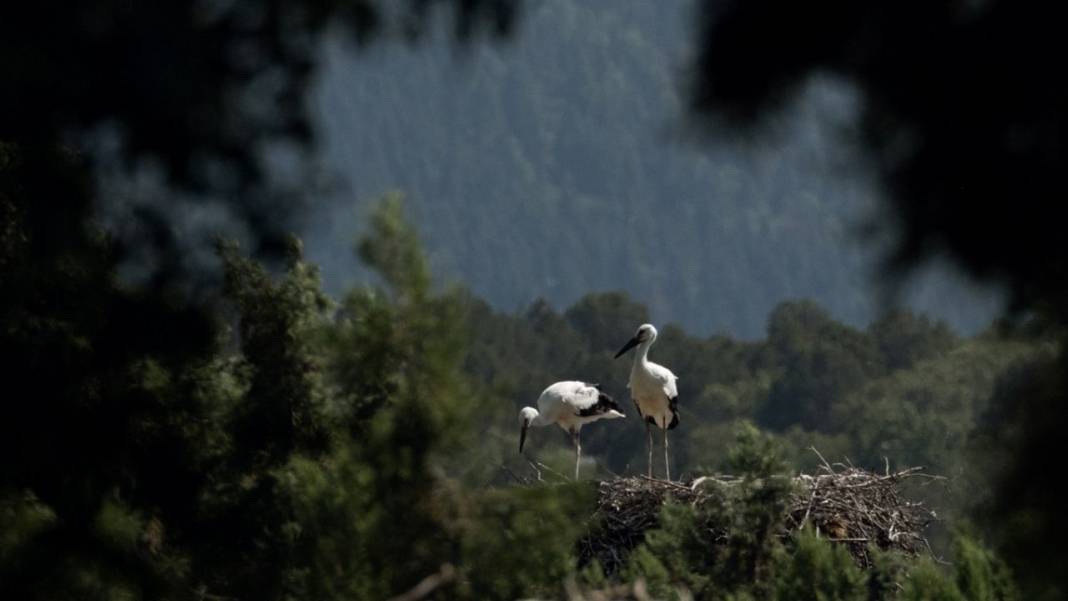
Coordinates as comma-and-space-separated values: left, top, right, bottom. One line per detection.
578, 462, 941, 574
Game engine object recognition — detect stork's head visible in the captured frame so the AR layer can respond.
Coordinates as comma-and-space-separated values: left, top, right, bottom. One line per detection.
519, 407, 539, 423
614, 323, 657, 358
518, 407, 539, 452
599, 393, 626, 420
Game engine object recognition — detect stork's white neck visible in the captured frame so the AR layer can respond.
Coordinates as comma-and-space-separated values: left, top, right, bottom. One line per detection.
522, 406, 550, 427
633, 337, 653, 367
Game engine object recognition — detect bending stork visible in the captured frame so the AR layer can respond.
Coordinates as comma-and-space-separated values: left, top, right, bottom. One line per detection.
518, 381, 626, 479
615, 324, 679, 480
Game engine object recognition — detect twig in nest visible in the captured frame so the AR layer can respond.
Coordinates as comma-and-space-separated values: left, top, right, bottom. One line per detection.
595, 457, 620, 479
809, 446, 833, 472
533, 458, 570, 482
798, 481, 819, 530
639, 474, 691, 491
524, 456, 544, 482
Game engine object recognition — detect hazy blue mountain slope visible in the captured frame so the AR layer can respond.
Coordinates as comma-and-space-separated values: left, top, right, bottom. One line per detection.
308, 0, 1001, 337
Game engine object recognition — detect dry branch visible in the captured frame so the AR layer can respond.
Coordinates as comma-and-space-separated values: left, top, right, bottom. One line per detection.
386, 563, 456, 601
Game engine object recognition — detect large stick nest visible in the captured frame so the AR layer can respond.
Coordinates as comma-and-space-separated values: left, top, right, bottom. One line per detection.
578, 462, 939, 574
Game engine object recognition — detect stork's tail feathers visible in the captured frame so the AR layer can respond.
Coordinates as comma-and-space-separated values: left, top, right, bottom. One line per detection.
577, 389, 623, 417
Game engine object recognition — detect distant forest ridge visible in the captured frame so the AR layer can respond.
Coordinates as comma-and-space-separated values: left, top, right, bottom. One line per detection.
308, 0, 1004, 337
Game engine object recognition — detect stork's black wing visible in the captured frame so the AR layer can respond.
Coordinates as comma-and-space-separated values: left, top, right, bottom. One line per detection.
667, 396, 680, 430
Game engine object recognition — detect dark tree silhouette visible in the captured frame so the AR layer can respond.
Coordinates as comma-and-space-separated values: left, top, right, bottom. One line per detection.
0, 0, 520, 271
691, 0, 1068, 319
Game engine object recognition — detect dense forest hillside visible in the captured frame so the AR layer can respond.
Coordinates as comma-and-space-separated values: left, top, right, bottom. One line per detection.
309, 0, 1002, 338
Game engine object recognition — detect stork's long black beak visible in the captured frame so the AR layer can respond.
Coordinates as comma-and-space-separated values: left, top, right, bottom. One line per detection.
614, 336, 640, 359
519, 419, 530, 453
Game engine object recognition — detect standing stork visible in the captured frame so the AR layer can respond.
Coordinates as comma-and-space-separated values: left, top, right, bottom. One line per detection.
615, 324, 679, 480
518, 381, 626, 479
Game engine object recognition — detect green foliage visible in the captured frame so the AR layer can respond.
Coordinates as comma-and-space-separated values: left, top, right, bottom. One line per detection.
771, 528, 865, 601
619, 544, 674, 598
576, 558, 610, 590
760, 301, 884, 432
0, 494, 55, 567
970, 349, 1068, 601
727, 421, 787, 476
619, 510, 1018, 601
356, 192, 432, 304
890, 535, 1018, 601
866, 547, 912, 601
219, 235, 334, 462
92, 499, 144, 553
715, 429, 795, 595
326, 195, 470, 448
281, 196, 477, 598
623, 426, 795, 600
458, 484, 593, 599
0, 193, 505, 600
868, 310, 958, 371
565, 292, 651, 353
953, 535, 1018, 601
623, 502, 712, 596
269, 446, 448, 600
900, 559, 966, 601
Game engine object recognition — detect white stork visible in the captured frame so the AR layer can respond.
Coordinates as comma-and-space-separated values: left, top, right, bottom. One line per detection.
518, 381, 626, 479
614, 324, 679, 480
